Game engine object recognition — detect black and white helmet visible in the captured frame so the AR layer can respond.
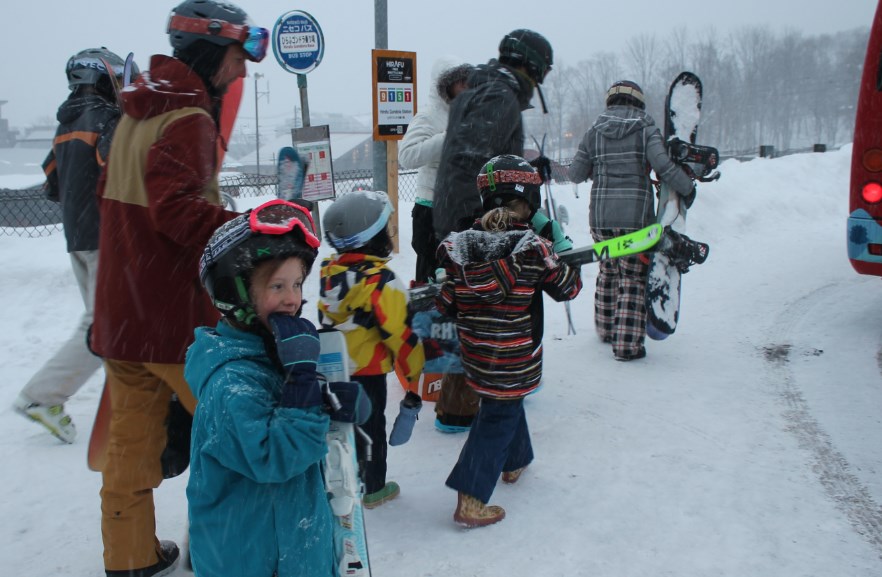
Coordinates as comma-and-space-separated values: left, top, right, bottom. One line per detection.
477, 154, 542, 216
498, 29, 553, 85
65, 48, 128, 90
323, 190, 394, 252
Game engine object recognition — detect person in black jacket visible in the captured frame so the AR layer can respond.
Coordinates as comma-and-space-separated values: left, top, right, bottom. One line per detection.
430, 29, 553, 433
13, 48, 131, 443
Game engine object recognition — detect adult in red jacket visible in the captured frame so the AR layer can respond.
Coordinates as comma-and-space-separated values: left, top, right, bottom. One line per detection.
91, 1, 267, 575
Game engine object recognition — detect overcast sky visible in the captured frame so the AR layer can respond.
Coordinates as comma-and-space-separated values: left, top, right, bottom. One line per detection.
1, 0, 874, 129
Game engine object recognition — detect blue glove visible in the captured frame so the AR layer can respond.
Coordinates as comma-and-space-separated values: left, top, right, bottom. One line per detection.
325, 381, 372, 424
268, 314, 324, 409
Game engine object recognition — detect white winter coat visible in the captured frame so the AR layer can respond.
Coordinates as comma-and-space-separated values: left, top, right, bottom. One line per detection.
398, 57, 462, 205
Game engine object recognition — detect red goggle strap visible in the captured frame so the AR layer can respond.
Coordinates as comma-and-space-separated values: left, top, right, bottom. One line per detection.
477, 169, 542, 190
168, 14, 249, 44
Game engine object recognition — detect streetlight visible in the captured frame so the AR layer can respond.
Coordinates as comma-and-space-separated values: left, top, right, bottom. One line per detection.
254, 73, 263, 177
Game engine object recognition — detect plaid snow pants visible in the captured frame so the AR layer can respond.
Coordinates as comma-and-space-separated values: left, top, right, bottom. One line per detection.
591, 228, 649, 358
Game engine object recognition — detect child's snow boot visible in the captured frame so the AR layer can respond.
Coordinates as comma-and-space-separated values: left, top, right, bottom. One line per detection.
453, 492, 505, 528
389, 391, 421, 446
502, 466, 527, 484
363, 481, 400, 509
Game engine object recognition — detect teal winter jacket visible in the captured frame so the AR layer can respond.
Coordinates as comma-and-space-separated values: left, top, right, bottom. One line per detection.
185, 321, 335, 577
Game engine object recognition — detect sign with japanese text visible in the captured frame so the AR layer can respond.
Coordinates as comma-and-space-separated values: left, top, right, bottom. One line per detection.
272, 10, 324, 74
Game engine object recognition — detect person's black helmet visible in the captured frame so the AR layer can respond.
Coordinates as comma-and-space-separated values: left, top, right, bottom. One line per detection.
606, 80, 646, 109
498, 29, 553, 85
199, 200, 320, 326
167, 0, 267, 62
477, 154, 542, 216
66, 48, 126, 90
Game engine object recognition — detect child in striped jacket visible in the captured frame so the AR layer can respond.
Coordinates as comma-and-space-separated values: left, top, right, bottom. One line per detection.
436, 155, 582, 527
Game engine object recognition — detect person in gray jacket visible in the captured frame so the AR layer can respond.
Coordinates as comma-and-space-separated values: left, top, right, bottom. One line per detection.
568, 80, 694, 361
399, 58, 471, 284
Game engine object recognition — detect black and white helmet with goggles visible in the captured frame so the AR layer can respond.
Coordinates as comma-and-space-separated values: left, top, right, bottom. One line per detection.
477, 154, 543, 217
199, 199, 320, 325
167, 0, 268, 62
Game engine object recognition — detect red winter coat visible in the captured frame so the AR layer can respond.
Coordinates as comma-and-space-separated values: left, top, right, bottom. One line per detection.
92, 55, 237, 363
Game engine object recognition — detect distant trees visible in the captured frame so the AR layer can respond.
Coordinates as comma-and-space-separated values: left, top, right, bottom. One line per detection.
526, 25, 870, 160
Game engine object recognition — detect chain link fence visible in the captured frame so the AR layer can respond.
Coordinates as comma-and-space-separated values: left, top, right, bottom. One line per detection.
0, 168, 421, 237
0, 144, 839, 237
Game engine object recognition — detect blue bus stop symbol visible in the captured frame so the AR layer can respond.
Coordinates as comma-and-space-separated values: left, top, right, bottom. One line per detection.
272, 10, 324, 75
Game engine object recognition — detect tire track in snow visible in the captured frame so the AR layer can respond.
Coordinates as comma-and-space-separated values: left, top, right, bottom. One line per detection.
763, 281, 882, 558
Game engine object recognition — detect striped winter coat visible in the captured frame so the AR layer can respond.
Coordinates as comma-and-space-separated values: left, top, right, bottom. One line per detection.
436, 225, 582, 399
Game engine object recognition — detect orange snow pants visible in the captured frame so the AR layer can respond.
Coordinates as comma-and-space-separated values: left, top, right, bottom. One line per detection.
100, 360, 196, 571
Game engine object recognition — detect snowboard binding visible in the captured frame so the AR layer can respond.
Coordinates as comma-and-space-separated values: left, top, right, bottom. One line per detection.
658, 227, 709, 273
668, 137, 721, 182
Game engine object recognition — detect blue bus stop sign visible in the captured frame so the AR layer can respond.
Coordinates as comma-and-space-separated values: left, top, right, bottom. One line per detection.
272, 10, 324, 75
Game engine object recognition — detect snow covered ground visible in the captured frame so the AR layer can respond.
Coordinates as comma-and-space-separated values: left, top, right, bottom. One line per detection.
2, 145, 882, 576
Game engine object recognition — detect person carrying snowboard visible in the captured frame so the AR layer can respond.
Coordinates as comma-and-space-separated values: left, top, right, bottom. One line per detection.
317, 190, 426, 509
436, 156, 582, 527
187, 199, 368, 576
568, 80, 695, 361
90, 2, 267, 574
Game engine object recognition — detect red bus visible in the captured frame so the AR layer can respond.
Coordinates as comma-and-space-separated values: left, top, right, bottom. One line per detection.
848, 0, 882, 276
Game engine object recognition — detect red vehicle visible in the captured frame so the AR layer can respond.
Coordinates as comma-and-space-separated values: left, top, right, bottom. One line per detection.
848, 0, 882, 276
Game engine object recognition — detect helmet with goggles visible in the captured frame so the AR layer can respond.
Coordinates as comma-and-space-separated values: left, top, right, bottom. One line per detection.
199, 199, 320, 325
323, 190, 394, 254
498, 29, 553, 85
477, 154, 542, 216
168, 0, 268, 62
66, 47, 136, 90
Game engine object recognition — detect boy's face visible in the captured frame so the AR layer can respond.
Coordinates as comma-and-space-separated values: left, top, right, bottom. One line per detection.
252, 257, 307, 328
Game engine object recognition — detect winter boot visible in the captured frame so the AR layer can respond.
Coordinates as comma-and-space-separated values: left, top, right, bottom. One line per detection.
502, 466, 527, 484
454, 492, 505, 528
389, 391, 422, 446
363, 481, 400, 509
13, 393, 76, 443
105, 540, 180, 577
434, 412, 472, 434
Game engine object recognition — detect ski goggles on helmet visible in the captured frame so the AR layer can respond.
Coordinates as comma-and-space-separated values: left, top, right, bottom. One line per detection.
249, 199, 321, 249
168, 15, 269, 62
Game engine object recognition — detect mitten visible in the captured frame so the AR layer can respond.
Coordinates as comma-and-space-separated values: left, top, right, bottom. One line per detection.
531, 211, 573, 253
268, 314, 324, 409
325, 381, 372, 424
389, 391, 422, 446
529, 155, 552, 183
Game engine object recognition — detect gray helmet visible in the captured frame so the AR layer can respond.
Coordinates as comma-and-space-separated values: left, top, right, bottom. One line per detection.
498, 29, 553, 85
66, 48, 126, 89
168, 0, 264, 60
323, 190, 394, 251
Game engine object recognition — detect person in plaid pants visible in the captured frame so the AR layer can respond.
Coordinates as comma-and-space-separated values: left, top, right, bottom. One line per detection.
568, 81, 694, 361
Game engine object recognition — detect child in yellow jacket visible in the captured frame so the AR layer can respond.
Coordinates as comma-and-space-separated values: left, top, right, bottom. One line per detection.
318, 190, 425, 509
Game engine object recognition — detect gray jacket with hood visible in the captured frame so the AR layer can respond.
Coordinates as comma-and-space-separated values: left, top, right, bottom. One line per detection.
568, 105, 694, 230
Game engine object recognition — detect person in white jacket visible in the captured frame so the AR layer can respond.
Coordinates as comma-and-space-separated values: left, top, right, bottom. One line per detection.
399, 58, 472, 283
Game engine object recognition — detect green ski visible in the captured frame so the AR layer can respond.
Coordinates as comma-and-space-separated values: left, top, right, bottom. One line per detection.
558, 223, 663, 266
